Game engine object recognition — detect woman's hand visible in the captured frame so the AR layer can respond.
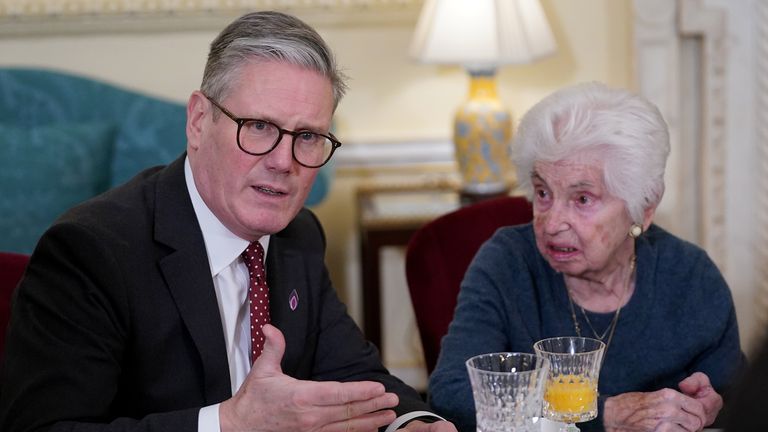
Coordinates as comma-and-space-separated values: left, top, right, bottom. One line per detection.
603, 372, 723, 432
678, 372, 723, 427
603, 388, 707, 431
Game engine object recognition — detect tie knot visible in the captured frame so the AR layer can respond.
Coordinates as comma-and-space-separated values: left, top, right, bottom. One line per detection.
241, 241, 265, 269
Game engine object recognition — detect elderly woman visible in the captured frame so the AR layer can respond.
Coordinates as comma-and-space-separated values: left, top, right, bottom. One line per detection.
428, 82, 744, 432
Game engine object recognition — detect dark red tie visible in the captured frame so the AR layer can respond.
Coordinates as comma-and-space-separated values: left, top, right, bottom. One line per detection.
241, 242, 270, 364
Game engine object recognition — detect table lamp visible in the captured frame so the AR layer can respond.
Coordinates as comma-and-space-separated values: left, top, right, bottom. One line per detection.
410, 0, 556, 202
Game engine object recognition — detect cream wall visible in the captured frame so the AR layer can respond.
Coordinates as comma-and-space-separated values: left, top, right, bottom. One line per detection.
331, 0, 633, 142
0, 0, 633, 141
0, 31, 210, 103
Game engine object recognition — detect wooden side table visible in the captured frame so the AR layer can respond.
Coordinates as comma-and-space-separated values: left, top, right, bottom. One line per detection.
356, 180, 460, 354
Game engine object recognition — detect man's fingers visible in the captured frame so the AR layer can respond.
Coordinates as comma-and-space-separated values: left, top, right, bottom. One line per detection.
335, 392, 398, 420
308, 380, 389, 406
291, 382, 397, 429
319, 409, 397, 432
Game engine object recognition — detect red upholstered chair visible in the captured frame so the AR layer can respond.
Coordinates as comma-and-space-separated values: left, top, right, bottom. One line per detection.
0, 251, 30, 362
404, 195, 533, 374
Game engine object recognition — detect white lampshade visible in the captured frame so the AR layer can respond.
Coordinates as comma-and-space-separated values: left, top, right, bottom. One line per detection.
410, 0, 557, 71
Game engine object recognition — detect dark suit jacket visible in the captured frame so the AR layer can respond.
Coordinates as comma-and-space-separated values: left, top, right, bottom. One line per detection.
0, 156, 428, 431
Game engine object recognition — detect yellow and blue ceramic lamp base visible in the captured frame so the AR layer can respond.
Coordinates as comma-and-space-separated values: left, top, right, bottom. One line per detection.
453, 71, 515, 198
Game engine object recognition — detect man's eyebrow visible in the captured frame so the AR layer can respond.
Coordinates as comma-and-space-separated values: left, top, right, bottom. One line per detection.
251, 114, 329, 133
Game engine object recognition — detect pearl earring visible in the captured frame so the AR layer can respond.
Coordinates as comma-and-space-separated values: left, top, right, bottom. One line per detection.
629, 223, 643, 238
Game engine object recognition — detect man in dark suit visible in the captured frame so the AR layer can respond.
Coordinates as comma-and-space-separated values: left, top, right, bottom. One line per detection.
0, 11, 455, 432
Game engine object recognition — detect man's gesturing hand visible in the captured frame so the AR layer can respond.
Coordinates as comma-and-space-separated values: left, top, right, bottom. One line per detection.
220, 324, 399, 432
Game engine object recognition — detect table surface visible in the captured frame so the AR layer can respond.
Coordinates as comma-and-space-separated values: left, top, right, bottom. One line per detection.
539, 419, 722, 431
540, 418, 724, 432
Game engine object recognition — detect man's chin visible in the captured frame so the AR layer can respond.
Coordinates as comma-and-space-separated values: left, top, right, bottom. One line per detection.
248, 220, 290, 238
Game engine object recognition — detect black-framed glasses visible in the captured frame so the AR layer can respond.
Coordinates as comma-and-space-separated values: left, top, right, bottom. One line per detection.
204, 94, 341, 168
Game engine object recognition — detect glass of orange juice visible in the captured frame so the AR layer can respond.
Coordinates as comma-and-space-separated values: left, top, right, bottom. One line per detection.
533, 337, 605, 432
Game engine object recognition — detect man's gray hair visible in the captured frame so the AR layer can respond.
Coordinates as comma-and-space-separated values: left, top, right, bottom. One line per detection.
513, 82, 670, 224
202, 11, 348, 110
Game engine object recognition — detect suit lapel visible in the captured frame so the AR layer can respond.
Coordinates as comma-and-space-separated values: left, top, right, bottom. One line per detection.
153, 157, 232, 403
268, 233, 310, 371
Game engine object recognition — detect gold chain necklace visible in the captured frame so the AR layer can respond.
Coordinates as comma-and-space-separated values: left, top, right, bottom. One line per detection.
567, 255, 636, 350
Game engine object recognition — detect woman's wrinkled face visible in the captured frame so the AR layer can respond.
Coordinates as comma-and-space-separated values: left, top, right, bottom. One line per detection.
531, 156, 635, 280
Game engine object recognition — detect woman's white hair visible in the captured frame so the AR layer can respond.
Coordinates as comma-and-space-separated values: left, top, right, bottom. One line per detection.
513, 82, 670, 224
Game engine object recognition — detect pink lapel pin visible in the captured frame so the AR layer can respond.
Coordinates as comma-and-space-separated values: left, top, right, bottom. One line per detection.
289, 289, 299, 311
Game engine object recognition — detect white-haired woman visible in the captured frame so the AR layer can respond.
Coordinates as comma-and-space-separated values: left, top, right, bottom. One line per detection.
429, 82, 745, 432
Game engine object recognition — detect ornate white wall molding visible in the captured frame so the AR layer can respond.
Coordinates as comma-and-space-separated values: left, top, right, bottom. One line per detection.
633, 0, 727, 269
633, 0, 687, 238
635, 0, 768, 349
678, 0, 728, 269
335, 138, 453, 169
0, 0, 422, 34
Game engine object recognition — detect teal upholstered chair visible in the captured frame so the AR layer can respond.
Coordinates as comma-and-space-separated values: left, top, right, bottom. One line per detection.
0, 67, 332, 254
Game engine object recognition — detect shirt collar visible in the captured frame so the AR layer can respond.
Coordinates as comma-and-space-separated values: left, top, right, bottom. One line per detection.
184, 157, 270, 277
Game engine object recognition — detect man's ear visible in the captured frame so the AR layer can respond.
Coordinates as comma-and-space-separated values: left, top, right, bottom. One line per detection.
186, 91, 208, 152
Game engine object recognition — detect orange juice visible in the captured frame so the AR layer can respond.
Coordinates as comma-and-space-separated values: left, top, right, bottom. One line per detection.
544, 374, 597, 414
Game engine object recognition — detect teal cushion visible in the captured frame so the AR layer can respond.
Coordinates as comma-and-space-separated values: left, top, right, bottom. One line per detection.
109, 99, 187, 187
0, 122, 115, 254
0, 68, 334, 212
0, 67, 187, 188
304, 158, 334, 207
